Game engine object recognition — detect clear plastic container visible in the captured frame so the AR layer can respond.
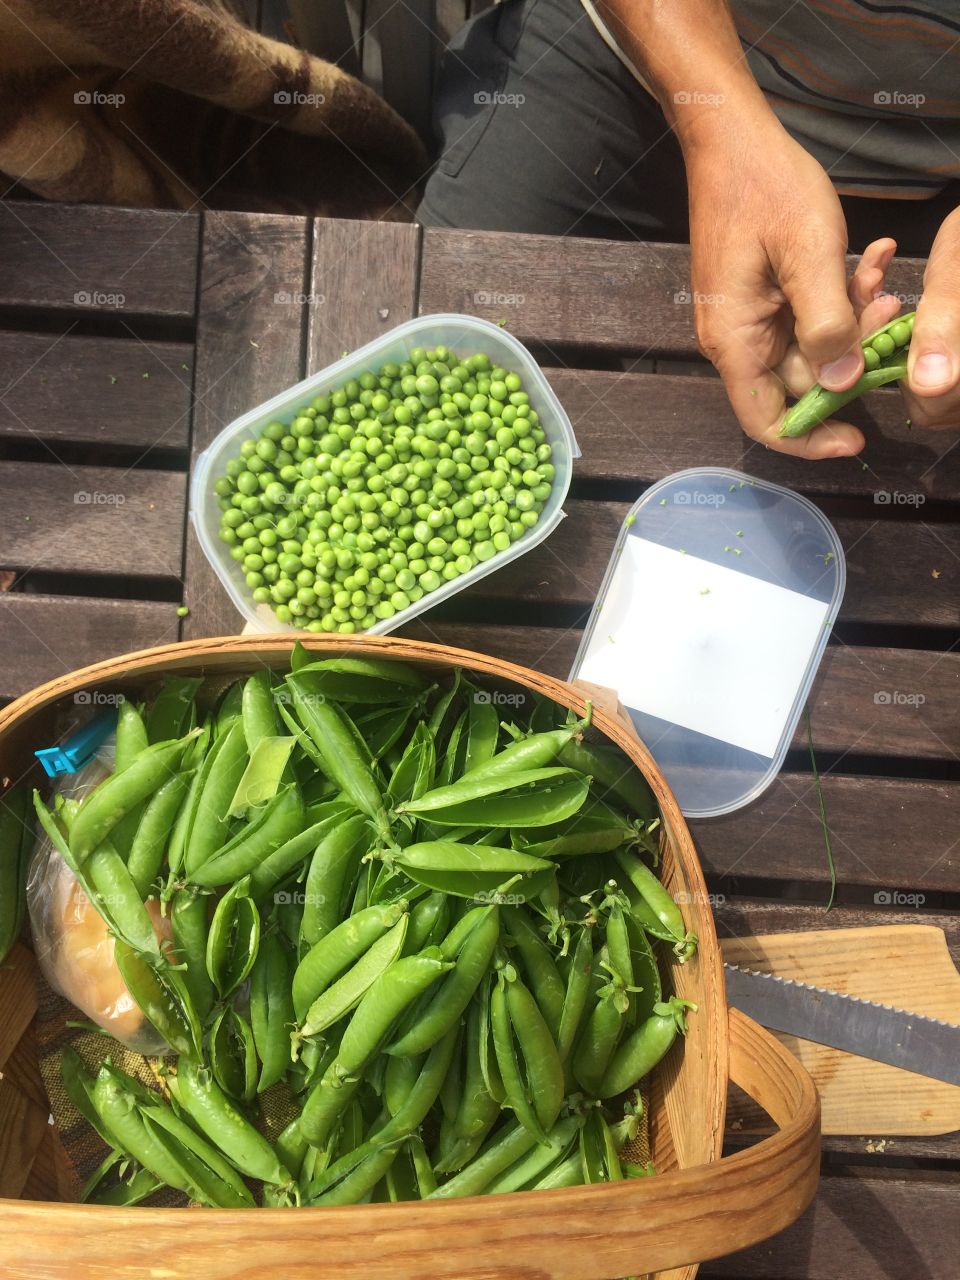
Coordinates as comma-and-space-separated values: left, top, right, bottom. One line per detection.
190, 314, 580, 634
571, 468, 845, 818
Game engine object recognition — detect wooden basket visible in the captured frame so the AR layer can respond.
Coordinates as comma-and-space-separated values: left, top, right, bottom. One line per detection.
0, 635, 820, 1280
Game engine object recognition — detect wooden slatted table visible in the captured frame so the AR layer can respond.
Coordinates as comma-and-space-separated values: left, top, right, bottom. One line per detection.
1, 201, 957, 1277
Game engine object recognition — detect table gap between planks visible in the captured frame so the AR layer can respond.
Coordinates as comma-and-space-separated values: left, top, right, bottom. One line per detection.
0, 203, 957, 1278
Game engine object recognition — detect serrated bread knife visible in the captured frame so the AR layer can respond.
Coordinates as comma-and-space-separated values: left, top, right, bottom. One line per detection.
724, 962, 960, 1086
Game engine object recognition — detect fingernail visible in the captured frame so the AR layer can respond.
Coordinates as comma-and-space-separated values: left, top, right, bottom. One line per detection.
818, 352, 862, 387
912, 352, 953, 390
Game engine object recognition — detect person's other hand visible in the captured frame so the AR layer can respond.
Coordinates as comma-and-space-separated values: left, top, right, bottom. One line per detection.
901, 207, 960, 429
686, 117, 870, 458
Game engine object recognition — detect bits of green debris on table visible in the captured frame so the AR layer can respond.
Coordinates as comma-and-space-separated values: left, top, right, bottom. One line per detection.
176, 606, 190, 618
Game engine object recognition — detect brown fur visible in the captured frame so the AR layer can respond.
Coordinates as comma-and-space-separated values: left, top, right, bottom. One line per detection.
0, 0, 429, 218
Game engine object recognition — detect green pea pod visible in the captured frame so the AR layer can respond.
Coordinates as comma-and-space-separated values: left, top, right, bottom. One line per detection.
529, 695, 564, 734
227, 735, 295, 817
91, 1068, 203, 1201
114, 940, 201, 1057
275, 696, 329, 772
505, 974, 564, 1133
615, 849, 697, 962
81, 1150, 162, 1206
454, 996, 501, 1141
463, 696, 500, 772
435, 709, 468, 788
286, 675, 390, 840
438, 1025, 464, 1123
401, 889, 450, 957
384, 1050, 426, 1117
298, 1068, 362, 1148
397, 767, 589, 829
392, 840, 554, 902
307, 1141, 400, 1206
170, 888, 215, 1021
293, 901, 407, 1021
529, 1152, 584, 1190
144, 675, 202, 744
478, 971, 505, 1104
780, 311, 916, 437
427, 1118, 539, 1199
86, 841, 161, 959
190, 786, 305, 888
164, 726, 212, 881
127, 772, 193, 899
247, 806, 352, 903
305, 1028, 458, 1192
298, 812, 370, 945
407, 1133, 437, 1199
624, 910, 662, 1024
297, 914, 409, 1042
70, 735, 195, 861
114, 699, 149, 772
598, 997, 697, 1099
174, 1056, 291, 1186
427, 670, 462, 741
485, 1115, 581, 1195
61, 1045, 114, 1146
579, 1112, 606, 1184
491, 980, 549, 1144
276, 1114, 309, 1178
334, 950, 453, 1080
249, 931, 296, 1093
242, 668, 281, 751
215, 681, 244, 736
503, 906, 564, 1041
290, 660, 425, 705
184, 718, 249, 874
461, 710, 591, 787
519, 794, 642, 860
210, 1004, 259, 1105
355, 701, 421, 762
139, 1104, 256, 1208
572, 958, 626, 1097
557, 926, 594, 1075
0, 786, 31, 964
557, 738, 655, 820
386, 721, 436, 806
205, 875, 261, 998
388, 906, 500, 1057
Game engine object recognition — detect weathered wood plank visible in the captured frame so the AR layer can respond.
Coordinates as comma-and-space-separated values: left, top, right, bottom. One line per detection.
545, 368, 960, 503
0, 202, 199, 318
419, 229, 925, 356
401, 622, 960, 760
461, 498, 960, 628
702, 1172, 960, 1278
714, 901, 960, 960
0, 596, 180, 701
182, 211, 310, 639
695, 773, 959, 894
0, 462, 185, 578
307, 219, 421, 371
0, 332, 192, 452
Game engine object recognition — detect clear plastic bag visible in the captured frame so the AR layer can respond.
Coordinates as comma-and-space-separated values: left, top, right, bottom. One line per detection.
26, 742, 170, 1054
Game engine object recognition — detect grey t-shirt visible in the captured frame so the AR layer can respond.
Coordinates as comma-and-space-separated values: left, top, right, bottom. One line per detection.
581, 0, 960, 197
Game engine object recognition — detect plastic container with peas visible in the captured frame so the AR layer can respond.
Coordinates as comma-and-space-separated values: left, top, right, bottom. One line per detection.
190, 315, 579, 635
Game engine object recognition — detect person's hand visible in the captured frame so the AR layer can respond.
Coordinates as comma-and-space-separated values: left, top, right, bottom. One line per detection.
902, 207, 960, 429
685, 115, 869, 458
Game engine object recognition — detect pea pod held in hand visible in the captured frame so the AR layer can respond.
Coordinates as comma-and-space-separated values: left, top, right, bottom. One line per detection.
780, 311, 915, 437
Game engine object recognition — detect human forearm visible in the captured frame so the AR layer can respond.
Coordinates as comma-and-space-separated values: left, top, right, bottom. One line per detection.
593, 0, 776, 148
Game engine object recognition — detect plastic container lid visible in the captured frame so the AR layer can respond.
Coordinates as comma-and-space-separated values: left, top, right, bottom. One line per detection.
190, 314, 579, 636
570, 467, 845, 818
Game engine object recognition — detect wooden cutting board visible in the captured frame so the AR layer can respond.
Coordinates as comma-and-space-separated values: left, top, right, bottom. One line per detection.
721, 925, 960, 1136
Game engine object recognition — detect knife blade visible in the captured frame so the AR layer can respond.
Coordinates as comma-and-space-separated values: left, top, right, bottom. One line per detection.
724, 962, 960, 1086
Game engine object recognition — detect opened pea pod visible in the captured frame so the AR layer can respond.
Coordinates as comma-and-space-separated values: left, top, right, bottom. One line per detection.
780, 311, 915, 437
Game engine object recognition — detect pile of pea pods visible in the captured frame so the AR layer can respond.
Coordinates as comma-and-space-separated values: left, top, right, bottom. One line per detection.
31, 649, 697, 1207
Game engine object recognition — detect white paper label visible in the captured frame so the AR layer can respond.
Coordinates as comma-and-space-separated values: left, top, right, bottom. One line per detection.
578, 538, 829, 758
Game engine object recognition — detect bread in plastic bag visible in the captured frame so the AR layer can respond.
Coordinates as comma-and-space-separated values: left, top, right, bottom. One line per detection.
26, 743, 171, 1054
